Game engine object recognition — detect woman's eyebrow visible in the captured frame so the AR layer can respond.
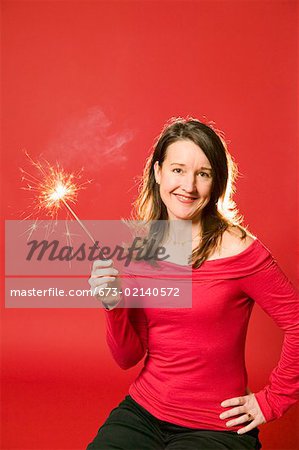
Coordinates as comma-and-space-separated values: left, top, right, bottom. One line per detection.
170, 163, 212, 171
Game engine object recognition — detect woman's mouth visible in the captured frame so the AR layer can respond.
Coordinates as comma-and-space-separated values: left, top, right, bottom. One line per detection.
173, 194, 198, 204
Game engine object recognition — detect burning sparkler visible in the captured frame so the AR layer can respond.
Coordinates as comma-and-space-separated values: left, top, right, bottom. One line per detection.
20, 151, 95, 244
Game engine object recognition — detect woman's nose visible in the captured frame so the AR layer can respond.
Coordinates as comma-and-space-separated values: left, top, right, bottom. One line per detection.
181, 175, 197, 193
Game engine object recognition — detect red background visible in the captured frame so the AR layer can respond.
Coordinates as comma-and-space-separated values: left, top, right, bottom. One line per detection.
1, 1, 298, 449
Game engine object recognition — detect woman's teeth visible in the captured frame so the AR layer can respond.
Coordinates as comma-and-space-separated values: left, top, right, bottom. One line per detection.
174, 194, 197, 203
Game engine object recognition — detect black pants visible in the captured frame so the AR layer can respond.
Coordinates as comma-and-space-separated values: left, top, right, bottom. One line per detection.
86, 395, 262, 450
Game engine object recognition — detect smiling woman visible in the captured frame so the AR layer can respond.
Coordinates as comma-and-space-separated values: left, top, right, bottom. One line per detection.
87, 117, 299, 450
131, 117, 250, 267
154, 140, 213, 222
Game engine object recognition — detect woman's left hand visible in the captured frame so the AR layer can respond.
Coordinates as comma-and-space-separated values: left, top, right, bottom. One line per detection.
219, 393, 266, 435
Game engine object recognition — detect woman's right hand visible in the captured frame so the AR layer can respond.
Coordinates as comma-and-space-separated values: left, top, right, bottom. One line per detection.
88, 259, 122, 308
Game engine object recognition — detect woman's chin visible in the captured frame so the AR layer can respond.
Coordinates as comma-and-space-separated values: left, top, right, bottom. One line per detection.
167, 209, 203, 223
168, 212, 194, 221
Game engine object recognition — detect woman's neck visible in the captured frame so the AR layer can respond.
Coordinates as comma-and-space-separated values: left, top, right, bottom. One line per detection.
167, 219, 202, 243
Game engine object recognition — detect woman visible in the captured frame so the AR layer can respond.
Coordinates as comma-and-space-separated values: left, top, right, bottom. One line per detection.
87, 117, 299, 449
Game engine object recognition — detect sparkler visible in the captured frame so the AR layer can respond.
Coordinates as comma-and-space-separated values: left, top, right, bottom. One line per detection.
20, 151, 96, 244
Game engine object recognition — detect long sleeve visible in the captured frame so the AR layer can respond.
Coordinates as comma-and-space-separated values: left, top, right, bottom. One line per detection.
238, 253, 299, 422
104, 295, 148, 370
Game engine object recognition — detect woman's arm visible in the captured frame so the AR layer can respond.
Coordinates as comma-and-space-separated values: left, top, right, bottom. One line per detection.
239, 256, 299, 423
89, 258, 148, 370
104, 296, 148, 370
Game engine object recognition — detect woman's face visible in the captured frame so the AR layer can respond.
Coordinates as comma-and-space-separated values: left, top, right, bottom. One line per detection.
154, 139, 213, 222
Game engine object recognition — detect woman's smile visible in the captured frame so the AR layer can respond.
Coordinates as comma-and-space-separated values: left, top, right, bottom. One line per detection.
173, 193, 199, 204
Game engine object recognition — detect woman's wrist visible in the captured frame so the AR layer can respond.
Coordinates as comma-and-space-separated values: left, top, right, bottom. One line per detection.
102, 294, 123, 310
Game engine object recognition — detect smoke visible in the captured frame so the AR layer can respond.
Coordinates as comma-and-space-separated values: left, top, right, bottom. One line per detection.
45, 107, 134, 172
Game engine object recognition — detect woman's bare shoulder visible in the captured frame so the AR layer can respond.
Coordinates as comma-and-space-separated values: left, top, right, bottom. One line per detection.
220, 226, 255, 256
207, 226, 255, 260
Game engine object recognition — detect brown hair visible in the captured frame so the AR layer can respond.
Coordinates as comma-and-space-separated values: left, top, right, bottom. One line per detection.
130, 116, 250, 268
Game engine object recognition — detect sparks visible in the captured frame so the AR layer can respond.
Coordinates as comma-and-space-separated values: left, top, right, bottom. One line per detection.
20, 151, 90, 218
20, 151, 95, 243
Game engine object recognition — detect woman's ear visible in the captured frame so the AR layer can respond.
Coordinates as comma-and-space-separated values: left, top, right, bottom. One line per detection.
153, 161, 161, 184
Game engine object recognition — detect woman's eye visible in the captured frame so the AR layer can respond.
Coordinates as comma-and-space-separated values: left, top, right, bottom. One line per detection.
171, 169, 211, 177
198, 172, 210, 178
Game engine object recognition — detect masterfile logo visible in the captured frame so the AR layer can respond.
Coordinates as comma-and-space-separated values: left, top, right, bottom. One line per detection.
5, 220, 192, 309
